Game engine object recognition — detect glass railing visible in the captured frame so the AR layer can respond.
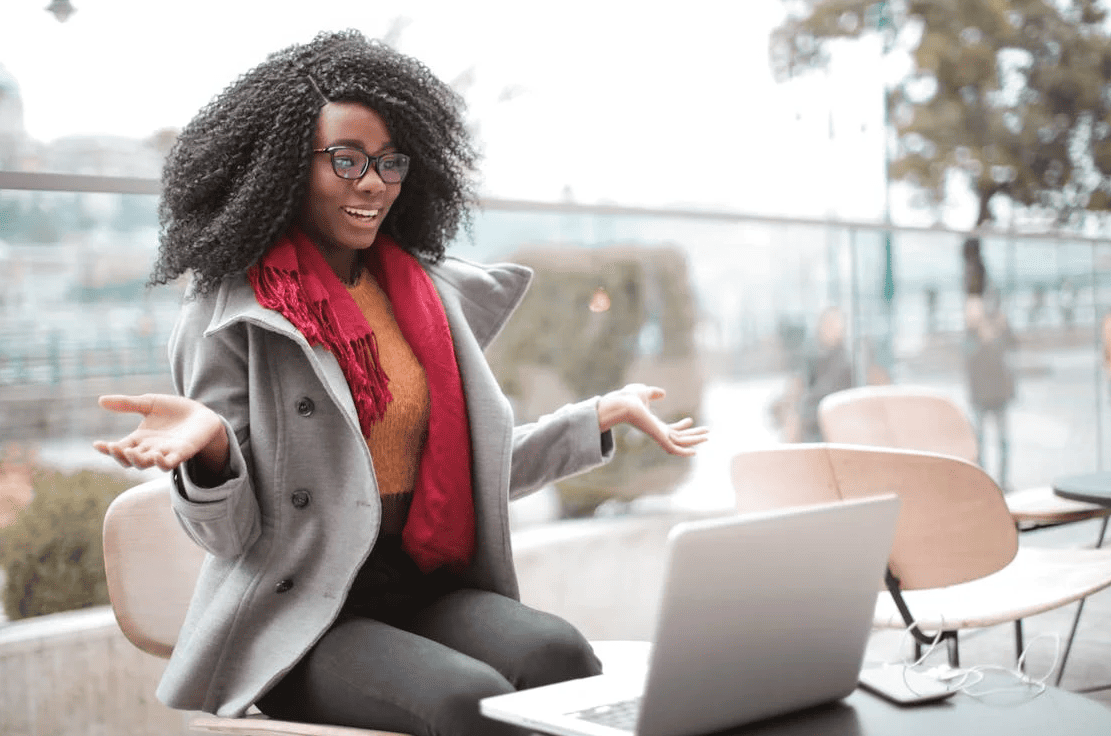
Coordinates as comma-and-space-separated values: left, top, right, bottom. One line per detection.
1, 171, 1108, 512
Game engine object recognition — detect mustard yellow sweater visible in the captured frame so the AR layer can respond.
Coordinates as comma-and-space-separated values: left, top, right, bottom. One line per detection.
346, 269, 430, 535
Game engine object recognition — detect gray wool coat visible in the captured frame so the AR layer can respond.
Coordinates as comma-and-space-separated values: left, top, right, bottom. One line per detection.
156, 255, 614, 717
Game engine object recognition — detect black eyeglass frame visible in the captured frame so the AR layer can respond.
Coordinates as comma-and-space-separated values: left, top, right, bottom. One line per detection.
312, 146, 411, 183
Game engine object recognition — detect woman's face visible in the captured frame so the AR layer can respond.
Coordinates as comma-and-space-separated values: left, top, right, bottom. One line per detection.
297, 101, 402, 276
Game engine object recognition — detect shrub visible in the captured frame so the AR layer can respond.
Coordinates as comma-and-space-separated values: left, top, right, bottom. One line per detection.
0, 467, 130, 620
487, 244, 703, 518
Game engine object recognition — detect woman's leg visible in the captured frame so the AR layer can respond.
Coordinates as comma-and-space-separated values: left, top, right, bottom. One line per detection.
403, 588, 603, 690
256, 614, 529, 736
995, 407, 1010, 491
973, 406, 987, 467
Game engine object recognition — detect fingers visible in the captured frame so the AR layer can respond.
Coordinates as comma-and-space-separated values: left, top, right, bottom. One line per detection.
633, 415, 708, 457
664, 427, 709, 455
620, 383, 666, 403
670, 420, 709, 440
662, 418, 709, 454
671, 431, 709, 447
92, 440, 122, 464
92, 437, 180, 471
97, 394, 154, 415
94, 439, 139, 469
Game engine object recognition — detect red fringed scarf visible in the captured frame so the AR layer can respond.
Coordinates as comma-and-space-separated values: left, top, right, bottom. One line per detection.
248, 228, 475, 572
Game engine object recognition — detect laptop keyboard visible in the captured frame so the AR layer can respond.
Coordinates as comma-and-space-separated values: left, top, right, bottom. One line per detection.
568, 696, 641, 731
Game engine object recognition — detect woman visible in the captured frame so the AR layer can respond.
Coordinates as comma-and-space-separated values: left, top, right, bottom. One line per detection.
94, 30, 706, 736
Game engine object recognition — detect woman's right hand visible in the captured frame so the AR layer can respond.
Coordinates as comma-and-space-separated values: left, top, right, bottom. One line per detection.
93, 394, 229, 474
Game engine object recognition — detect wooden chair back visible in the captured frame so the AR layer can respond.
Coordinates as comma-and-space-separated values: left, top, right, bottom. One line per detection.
817, 385, 978, 464
730, 444, 1017, 590
102, 474, 205, 658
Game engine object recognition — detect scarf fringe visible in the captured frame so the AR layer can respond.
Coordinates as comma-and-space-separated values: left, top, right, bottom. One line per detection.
251, 263, 392, 427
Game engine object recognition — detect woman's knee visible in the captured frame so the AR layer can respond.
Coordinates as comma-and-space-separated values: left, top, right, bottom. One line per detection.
426, 660, 523, 736
411, 588, 603, 690
514, 615, 603, 689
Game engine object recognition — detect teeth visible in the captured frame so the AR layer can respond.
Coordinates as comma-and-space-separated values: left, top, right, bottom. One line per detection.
344, 207, 379, 219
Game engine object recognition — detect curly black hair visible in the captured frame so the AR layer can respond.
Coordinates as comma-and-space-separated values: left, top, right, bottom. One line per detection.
150, 29, 478, 294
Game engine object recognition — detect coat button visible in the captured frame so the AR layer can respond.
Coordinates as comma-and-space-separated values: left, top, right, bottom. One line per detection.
275, 579, 294, 594
295, 397, 315, 416
291, 490, 311, 509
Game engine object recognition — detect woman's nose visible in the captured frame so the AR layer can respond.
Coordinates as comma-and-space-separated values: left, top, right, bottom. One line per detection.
355, 168, 387, 192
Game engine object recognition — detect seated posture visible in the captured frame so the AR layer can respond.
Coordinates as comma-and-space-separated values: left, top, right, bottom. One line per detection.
94, 30, 706, 736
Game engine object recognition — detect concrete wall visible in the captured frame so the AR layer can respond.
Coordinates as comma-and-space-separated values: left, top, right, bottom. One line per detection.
0, 607, 196, 736
515, 509, 722, 640
0, 507, 725, 736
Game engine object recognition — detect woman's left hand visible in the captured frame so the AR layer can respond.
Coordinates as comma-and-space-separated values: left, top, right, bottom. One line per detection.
597, 384, 709, 457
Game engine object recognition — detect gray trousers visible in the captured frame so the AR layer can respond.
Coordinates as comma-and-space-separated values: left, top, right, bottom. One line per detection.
256, 536, 602, 736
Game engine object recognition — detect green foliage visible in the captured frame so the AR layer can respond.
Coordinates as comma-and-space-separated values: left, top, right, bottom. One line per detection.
487, 244, 702, 518
0, 468, 130, 620
771, 0, 1111, 226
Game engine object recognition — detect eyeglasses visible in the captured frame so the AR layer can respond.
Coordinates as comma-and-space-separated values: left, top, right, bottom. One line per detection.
312, 146, 410, 184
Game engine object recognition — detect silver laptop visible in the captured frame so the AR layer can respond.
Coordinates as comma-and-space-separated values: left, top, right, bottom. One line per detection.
481, 494, 900, 736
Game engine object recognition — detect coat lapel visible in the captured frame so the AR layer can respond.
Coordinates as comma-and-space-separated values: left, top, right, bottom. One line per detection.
204, 277, 360, 429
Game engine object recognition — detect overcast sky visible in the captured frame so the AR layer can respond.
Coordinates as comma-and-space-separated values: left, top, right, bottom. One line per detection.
1, 0, 899, 220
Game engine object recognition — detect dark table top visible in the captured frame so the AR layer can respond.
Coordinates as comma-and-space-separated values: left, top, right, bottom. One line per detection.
725, 683, 1111, 735
1053, 471, 1111, 505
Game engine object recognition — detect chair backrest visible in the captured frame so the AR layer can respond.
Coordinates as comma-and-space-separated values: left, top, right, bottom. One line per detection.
817, 385, 979, 463
730, 444, 1017, 590
102, 474, 205, 658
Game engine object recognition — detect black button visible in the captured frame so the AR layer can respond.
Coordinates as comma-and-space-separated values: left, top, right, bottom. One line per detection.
275, 579, 294, 594
295, 397, 315, 416
291, 490, 311, 509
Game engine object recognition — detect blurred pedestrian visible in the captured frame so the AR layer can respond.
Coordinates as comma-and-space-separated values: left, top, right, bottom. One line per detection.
924, 286, 938, 335
963, 292, 1016, 490
796, 305, 853, 442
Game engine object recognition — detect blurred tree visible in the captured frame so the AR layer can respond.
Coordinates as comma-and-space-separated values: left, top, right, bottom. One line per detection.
771, 0, 1111, 229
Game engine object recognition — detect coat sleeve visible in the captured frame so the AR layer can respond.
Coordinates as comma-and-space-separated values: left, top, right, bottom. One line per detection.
508, 397, 615, 500
165, 297, 262, 559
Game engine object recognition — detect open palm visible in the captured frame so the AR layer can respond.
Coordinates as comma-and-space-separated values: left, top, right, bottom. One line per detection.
93, 393, 227, 472
598, 383, 709, 457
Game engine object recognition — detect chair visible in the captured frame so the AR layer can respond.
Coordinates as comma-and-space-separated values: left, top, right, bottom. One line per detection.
730, 443, 1111, 683
817, 384, 1111, 683
817, 384, 1111, 538
101, 475, 403, 735
103, 475, 644, 735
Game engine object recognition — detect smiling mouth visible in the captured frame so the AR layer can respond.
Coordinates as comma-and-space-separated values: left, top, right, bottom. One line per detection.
343, 206, 381, 222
